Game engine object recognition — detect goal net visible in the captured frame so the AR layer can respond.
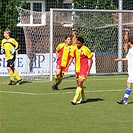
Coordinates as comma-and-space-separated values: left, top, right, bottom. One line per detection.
17, 7, 133, 81
50, 9, 133, 77
16, 7, 73, 81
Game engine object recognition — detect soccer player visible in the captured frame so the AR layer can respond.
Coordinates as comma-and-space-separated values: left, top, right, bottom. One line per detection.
0, 29, 22, 85
115, 36, 133, 104
66, 36, 93, 105
52, 35, 73, 90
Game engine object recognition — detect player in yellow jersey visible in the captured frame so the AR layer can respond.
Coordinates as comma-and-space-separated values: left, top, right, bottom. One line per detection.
0, 29, 22, 85
66, 36, 93, 105
52, 35, 74, 90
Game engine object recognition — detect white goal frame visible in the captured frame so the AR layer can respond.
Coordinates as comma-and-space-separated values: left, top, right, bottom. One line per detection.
50, 8, 133, 81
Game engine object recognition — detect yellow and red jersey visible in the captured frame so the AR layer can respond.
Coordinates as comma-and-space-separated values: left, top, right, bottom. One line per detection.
1, 38, 18, 60
56, 43, 73, 67
70, 45, 93, 73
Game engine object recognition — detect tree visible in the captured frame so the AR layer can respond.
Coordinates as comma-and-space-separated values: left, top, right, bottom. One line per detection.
0, 0, 26, 41
73, 0, 115, 10
72, 0, 118, 52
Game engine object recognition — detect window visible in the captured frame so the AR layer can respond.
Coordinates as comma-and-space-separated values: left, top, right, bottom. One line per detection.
18, 1, 46, 25
26, 1, 45, 12
63, 2, 73, 9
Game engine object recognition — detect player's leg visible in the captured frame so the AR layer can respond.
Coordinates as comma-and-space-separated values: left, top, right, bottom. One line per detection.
71, 77, 83, 105
52, 66, 66, 90
56, 72, 63, 86
7, 60, 15, 85
52, 69, 61, 90
117, 75, 132, 104
78, 70, 88, 103
11, 57, 22, 85
76, 78, 87, 104
56, 67, 67, 86
13, 68, 22, 85
71, 70, 88, 104
77, 84, 86, 102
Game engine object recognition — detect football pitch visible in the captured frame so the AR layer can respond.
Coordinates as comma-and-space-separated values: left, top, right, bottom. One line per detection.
0, 75, 133, 133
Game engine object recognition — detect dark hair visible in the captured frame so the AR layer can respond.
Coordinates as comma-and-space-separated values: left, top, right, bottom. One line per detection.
128, 36, 133, 44
77, 36, 85, 43
64, 35, 71, 40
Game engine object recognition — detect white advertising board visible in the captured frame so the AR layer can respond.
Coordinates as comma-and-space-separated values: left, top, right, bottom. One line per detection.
0, 53, 96, 76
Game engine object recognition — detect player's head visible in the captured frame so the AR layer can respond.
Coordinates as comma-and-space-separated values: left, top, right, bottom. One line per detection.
4, 29, 11, 39
128, 36, 133, 44
76, 36, 84, 49
64, 35, 71, 45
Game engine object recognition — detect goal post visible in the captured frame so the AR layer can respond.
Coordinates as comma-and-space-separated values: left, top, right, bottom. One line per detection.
16, 7, 133, 81
50, 8, 133, 80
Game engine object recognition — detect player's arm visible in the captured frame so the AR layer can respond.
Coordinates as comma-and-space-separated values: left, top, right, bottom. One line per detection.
65, 56, 74, 72
10, 39, 18, 54
114, 57, 127, 62
0, 42, 5, 54
72, 30, 77, 45
85, 47, 93, 76
55, 50, 60, 60
87, 57, 93, 76
66, 47, 75, 71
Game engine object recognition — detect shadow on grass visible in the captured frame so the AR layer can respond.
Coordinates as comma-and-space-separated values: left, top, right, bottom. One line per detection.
21, 80, 32, 84
128, 101, 133, 104
75, 98, 104, 105
62, 86, 86, 90
86, 98, 104, 103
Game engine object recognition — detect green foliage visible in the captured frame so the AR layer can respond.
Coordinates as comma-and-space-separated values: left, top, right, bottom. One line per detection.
76, 26, 117, 52
73, 0, 116, 9
0, 0, 26, 40
73, 0, 118, 52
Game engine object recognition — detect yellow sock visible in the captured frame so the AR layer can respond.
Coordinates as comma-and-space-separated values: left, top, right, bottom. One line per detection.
14, 70, 21, 80
54, 75, 63, 86
54, 75, 58, 83
56, 76, 63, 86
81, 85, 86, 99
73, 87, 82, 101
9, 70, 14, 81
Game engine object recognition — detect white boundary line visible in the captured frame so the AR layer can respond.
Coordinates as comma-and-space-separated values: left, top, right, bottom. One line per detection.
0, 89, 124, 96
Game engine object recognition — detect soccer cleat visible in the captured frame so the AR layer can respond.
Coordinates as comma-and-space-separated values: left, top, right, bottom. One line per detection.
71, 100, 76, 105
52, 83, 59, 90
15, 79, 22, 85
8, 80, 15, 85
117, 99, 128, 105
77, 98, 87, 104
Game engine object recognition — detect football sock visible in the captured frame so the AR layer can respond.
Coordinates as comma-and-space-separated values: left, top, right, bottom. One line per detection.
73, 87, 82, 101
81, 86, 86, 99
54, 75, 57, 82
14, 70, 21, 80
54, 75, 63, 86
123, 88, 131, 102
9, 70, 14, 81
80, 85, 86, 99
56, 76, 63, 86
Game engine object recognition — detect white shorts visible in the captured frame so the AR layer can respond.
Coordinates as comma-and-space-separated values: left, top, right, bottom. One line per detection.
127, 73, 133, 83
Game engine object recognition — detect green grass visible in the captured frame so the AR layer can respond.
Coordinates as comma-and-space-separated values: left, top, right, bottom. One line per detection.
0, 75, 133, 133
